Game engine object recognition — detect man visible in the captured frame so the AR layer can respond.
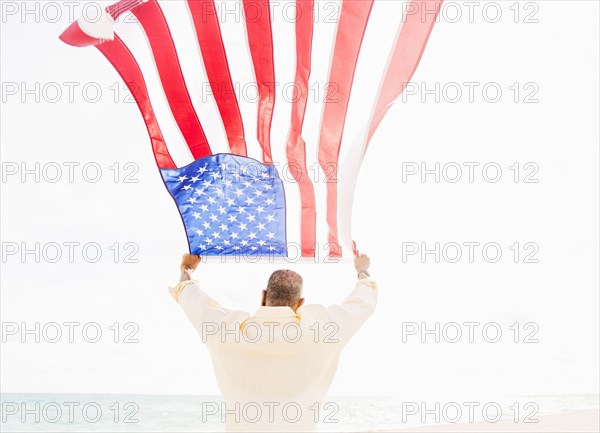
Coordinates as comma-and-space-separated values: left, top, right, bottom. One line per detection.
169, 253, 377, 432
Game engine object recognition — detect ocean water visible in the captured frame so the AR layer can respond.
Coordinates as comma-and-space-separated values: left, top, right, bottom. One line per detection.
1, 393, 598, 432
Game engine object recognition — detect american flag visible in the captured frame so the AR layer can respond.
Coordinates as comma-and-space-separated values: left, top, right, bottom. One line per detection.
60, 0, 442, 260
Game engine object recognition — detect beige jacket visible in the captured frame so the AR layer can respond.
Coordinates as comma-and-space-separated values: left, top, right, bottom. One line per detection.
174, 277, 378, 432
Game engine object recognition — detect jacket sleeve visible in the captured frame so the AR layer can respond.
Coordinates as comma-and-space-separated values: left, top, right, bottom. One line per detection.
175, 281, 250, 342
299, 277, 378, 345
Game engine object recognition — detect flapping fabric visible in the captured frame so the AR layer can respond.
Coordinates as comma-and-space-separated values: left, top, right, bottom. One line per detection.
338, 0, 444, 254
96, 35, 176, 169
242, 0, 276, 165
285, 0, 316, 258
367, 0, 443, 148
60, 0, 443, 260
132, 0, 212, 159
187, 0, 248, 156
317, 0, 374, 257
106, 0, 146, 19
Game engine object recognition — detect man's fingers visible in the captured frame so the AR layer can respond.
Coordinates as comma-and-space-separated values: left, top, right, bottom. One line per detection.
354, 253, 370, 270
181, 253, 200, 270
182, 254, 202, 270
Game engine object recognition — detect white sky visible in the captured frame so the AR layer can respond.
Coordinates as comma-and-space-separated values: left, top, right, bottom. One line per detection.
1, 0, 599, 401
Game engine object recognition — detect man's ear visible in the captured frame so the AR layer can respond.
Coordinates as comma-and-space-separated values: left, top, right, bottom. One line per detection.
261, 290, 267, 306
297, 298, 305, 308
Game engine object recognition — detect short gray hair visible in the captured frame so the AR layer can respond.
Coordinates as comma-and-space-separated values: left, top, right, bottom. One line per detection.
265, 270, 303, 307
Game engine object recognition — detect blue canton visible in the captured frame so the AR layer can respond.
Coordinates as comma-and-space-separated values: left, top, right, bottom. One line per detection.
161, 154, 287, 257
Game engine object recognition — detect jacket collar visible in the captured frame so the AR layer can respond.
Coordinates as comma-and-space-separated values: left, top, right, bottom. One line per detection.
253, 306, 299, 319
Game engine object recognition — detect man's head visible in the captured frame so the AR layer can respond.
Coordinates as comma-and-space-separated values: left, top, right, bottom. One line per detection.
261, 269, 305, 312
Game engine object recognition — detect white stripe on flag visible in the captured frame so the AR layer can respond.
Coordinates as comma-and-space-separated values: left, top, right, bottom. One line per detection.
269, 0, 301, 257
160, 0, 232, 156
303, 0, 341, 260
214, 0, 261, 161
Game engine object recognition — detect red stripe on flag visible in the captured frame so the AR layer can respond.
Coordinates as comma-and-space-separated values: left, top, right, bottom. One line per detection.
242, 0, 276, 165
317, 0, 374, 257
187, 0, 248, 156
96, 35, 177, 169
285, 0, 316, 257
106, 0, 146, 19
131, 0, 212, 159
366, 0, 443, 149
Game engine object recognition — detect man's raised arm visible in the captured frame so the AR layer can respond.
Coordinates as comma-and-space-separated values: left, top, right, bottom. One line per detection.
300, 253, 378, 344
168, 254, 250, 336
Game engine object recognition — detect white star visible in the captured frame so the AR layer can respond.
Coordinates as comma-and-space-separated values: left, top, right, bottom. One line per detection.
226, 198, 235, 206
266, 214, 275, 222
253, 190, 263, 197
192, 212, 201, 220
204, 237, 213, 245
215, 245, 224, 250
261, 172, 269, 179
217, 205, 226, 215
246, 214, 256, 222
233, 246, 240, 251
251, 245, 258, 251
265, 198, 274, 205
256, 222, 266, 231
190, 175, 200, 183
194, 228, 204, 236
197, 165, 208, 174
200, 204, 209, 212
234, 188, 244, 197
202, 179, 212, 187
220, 162, 229, 170
215, 188, 224, 197
240, 240, 249, 247
267, 232, 275, 239
258, 240, 266, 246
269, 246, 276, 251
264, 184, 272, 191
187, 197, 198, 204
194, 188, 205, 196
182, 184, 192, 191
237, 206, 246, 214
243, 180, 252, 188
223, 239, 230, 246
223, 179, 233, 188
256, 206, 265, 214
212, 231, 220, 239
219, 223, 228, 231
244, 197, 255, 205
207, 196, 217, 205
230, 232, 239, 239
238, 222, 247, 231
227, 215, 238, 223
202, 222, 211, 229
209, 214, 218, 222
177, 175, 188, 182
198, 244, 206, 250
210, 172, 221, 180
248, 232, 257, 240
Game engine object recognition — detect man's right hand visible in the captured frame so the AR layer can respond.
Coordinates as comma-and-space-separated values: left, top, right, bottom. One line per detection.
180, 254, 201, 281
354, 253, 370, 273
